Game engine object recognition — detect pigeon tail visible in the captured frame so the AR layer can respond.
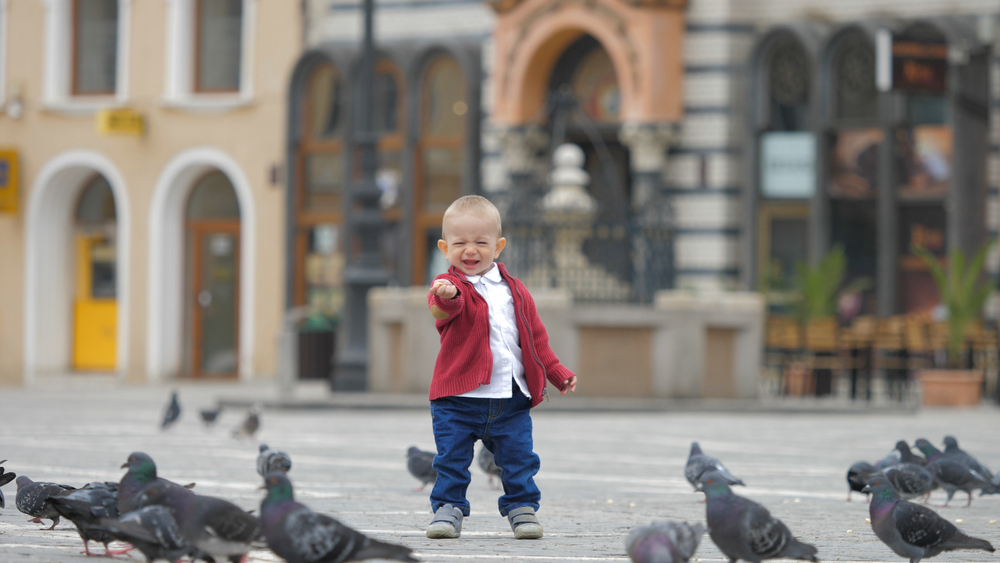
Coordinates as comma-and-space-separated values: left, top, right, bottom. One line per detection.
782, 539, 820, 562
939, 531, 994, 553
353, 539, 420, 562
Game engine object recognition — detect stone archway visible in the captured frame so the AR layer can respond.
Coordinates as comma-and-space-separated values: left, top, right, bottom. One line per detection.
147, 147, 257, 383
23, 150, 131, 383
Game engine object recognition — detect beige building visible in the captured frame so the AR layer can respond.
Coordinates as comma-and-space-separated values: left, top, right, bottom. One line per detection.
0, 0, 301, 386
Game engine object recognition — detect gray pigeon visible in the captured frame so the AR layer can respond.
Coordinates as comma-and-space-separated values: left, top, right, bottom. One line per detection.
477, 446, 502, 489
48, 482, 129, 557
847, 461, 875, 502
626, 521, 706, 563
685, 442, 745, 490
261, 472, 418, 562
257, 444, 292, 477
894, 441, 928, 466
874, 449, 903, 471
915, 439, 997, 507
136, 482, 261, 563
200, 407, 222, 427
864, 476, 994, 562
118, 451, 196, 514
884, 463, 935, 501
697, 470, 818, 563
0, 459, 15, 509
941, 436, 994, 482
93, 505, 199, 563
15, 475, 75, 529
161, 391, 181, 431
407, 446, 437, 492
233, 406, 260, 439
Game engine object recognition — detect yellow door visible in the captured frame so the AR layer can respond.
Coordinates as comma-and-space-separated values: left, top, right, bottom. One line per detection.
72, 235, 116, 370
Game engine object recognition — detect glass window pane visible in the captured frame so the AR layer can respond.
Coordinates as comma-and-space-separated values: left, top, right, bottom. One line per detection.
422, 58, 465, 137
304, 153, 344, 212
768, 36, 809, 131
187, 171, 240, 219
375, 67, 399, 134
197, 0, 242, 92
74, 0, 118, 94
421, 147, 463, 210
304, 224, 344, 318
570, 46, 620, 123
76, 175, 116, 223
308, 64, 343, 139
835, 36, 878, 122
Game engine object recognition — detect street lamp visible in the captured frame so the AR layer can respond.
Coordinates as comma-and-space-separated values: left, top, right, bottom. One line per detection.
334, 0, 389, 390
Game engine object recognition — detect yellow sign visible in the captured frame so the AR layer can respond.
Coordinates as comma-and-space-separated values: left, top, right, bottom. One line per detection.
97, 108, 144, 136
0, 149, 19, 213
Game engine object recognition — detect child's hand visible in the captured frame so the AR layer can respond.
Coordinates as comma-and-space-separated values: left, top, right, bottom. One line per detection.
559, 376, 577, 395
429, 279, 458, 299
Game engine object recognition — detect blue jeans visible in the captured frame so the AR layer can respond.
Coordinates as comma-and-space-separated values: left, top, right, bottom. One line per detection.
429, 391, 541, 517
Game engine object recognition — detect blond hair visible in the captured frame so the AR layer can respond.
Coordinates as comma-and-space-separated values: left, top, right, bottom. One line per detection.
441, 195, 502, 238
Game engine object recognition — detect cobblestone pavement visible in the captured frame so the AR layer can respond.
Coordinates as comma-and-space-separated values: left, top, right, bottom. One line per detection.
0, 381, 998, 563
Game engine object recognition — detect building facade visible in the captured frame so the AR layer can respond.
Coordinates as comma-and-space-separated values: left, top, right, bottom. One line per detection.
0, 0, 300, 386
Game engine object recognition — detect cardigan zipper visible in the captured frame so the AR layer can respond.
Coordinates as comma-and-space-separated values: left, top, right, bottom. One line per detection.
510, 276, 547, 389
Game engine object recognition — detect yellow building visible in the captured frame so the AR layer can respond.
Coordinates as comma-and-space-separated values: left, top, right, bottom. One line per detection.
0, 0, 301, 386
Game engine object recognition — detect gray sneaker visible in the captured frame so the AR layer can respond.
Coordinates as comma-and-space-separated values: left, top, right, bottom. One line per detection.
427, 504, 463, 539
507, 506, 543, 539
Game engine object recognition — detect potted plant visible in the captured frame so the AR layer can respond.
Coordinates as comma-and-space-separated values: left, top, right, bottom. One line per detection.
913, 242, 994, 406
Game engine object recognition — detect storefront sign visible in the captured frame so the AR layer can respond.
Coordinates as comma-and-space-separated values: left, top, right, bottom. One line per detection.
97, 108, 144, 136
892, 41, 947, 93
760, 132, 815, 199
0, 149, 19, 213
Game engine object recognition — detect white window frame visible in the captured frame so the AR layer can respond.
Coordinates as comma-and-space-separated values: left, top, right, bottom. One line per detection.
164, 0, 256, 112
0, 0, 8, 108
42, 0, 131, 112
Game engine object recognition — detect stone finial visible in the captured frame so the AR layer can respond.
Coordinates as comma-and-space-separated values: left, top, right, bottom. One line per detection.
542, 144, 596, 213
497, 125, 549, 175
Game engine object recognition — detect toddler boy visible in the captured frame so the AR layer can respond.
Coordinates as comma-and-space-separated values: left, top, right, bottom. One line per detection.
425, 195, 577, 540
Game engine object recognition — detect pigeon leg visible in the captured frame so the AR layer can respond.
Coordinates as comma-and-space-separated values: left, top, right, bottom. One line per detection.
45, 519, 59, 530
847, 489, 852, 502
965, 491, 973, 508
413, 484, 427, 492
104, 544, 134, 556
28, 517, 42, 524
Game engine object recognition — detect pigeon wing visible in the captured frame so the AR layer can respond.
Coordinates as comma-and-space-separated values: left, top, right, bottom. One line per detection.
742, 501, 790, 559
284, 508, 368, 563
200, 497, 261, 544
893, 501, 956, 549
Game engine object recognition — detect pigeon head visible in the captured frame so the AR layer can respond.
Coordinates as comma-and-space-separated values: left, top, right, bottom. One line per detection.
695, 470, 732, 496
862, 476, 899, 508
914, 438, 941, 459
14, 475, 33, 490
942, 436, 959, 451
259, 444, 269, 453
121, 452, 157, 482
261, 472, 295, 506
407, 446, 421, 457
689, 442, 702, 456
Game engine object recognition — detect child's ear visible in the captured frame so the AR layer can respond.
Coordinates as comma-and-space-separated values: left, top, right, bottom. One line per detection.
494, 237, 506, 257
437, 239, 448, 255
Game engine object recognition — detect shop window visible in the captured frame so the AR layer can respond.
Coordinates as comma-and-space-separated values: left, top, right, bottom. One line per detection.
767, 36, 810, 132
75, 175, 117, 299
833, 34, 878, 123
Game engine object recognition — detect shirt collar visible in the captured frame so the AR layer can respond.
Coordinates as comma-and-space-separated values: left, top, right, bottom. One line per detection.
467, 263, 501, 284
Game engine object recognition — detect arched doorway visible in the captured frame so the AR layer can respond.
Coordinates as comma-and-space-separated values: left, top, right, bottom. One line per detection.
72, 174, 118, 370
184, 171, 241, 378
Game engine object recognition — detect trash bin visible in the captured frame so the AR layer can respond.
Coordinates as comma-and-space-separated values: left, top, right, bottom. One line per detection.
297, 315, 337, 381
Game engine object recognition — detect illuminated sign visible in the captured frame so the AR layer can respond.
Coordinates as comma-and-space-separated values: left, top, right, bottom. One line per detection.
0, 149, 19, 213
892, 41, 947, 93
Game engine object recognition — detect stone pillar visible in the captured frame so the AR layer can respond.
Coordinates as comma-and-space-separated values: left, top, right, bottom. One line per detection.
497, 125, 549, 214
619, 121, 679, 301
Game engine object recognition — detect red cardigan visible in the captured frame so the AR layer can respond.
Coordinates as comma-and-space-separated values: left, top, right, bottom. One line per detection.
427, 263, 576, 408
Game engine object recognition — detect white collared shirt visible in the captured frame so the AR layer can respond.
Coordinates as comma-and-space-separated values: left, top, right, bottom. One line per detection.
457, 264, 531, 399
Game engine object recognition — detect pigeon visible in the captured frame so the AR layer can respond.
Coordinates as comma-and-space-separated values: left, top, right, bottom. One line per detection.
15, 475, 75, 529
200, 407, 222, 427
915, 438, 997, 507
477, 446, 502, 489
261, 471, 418, 562
685, 442, 745, 491
93, 505, 199, 563
884, 463, 936, 501
875, 449, 903, 471
894, 440, 928, 466
847, 461, 876, 502
0, 459, 16, 509
161, 391, 181, 430
233, 405, 261, 439
48, 481, 131, 557
697, 470, 818, 563
118, 452, 196, 514
137, 482, 261, 563
864, 476, 994, 562
406, 446, 437, 492
257, 444, 292, 477
941, 436, 994, 482
625, 521, 706, 563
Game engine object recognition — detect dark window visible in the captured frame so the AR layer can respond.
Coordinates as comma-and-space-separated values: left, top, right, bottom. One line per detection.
73, 0, 118, 95
834, 35, 878, 123
196, 0, 242, 92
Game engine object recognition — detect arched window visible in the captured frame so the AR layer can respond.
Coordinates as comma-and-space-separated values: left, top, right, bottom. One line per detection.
72, 174, 117, 370
413, 55, 467, 283
294, 61, 347, 319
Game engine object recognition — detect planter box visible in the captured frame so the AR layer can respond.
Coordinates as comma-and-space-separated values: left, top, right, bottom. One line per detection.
917, 369, 984, 406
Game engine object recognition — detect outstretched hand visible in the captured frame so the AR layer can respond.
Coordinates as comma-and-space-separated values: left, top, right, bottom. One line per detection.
429, 279, 458, 299
559, 376, 577, 395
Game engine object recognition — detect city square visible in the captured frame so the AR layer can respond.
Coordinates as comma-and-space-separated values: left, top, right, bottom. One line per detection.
1, 381, 998, 562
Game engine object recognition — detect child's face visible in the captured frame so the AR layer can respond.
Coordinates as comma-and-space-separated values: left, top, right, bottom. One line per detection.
438, 213, 506, 277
